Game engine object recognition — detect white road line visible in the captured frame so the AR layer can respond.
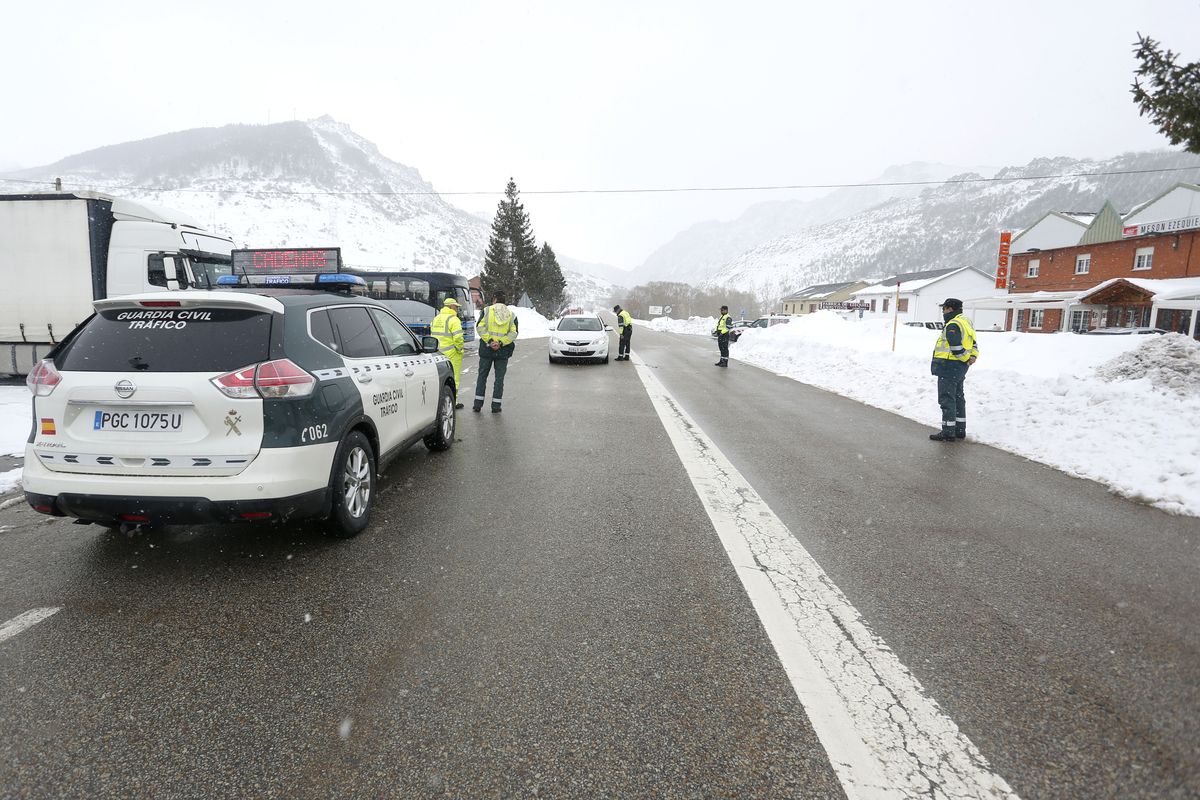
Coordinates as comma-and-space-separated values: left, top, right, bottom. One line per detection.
0, 607, 62, 644
630, 354, 1017, 800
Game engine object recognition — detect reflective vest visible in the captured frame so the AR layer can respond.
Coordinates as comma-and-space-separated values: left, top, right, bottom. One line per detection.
716, 314, 732, 334
478, 304, 518, 346
617, 310, 632, 332
430, 307, 464, 354
932, 314, 979, 363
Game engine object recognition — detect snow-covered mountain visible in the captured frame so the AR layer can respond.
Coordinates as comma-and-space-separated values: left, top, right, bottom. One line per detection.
632, 162, 994, 286
4, 117, 488, 275
699, 151, 1200, 302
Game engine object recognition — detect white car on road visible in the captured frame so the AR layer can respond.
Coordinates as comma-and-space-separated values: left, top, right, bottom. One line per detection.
548, 314, 611, 364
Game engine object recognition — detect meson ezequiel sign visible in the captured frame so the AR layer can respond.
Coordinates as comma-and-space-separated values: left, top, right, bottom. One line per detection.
1122, 215, 1200, 238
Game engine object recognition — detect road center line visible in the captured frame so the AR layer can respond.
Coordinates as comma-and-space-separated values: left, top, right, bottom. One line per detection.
0, 607, 62, 644
630, 354, 1017, 800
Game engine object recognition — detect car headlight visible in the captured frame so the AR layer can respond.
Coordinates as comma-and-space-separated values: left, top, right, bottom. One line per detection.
550, 337, 564, 347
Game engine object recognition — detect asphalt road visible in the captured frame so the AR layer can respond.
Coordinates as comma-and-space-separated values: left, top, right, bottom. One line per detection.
0, 327, 1197, 798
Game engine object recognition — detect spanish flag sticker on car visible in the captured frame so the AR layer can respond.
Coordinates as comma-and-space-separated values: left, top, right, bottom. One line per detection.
40, 418, 56, 436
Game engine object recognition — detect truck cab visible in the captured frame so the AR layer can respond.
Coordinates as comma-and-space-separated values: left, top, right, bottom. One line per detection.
0, 191, 234, 374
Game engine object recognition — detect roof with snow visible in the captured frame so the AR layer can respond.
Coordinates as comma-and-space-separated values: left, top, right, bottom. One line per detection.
853, 266, 990, 296
1081, 276, 1200, 303
781, 280, 864, 301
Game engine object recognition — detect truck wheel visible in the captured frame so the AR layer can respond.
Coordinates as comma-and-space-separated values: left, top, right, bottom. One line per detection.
423, 383, 456, 452
328, 431, 374, 538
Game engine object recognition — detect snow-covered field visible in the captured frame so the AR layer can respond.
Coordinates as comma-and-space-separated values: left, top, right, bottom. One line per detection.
648, 312, 1200, 517
4, 310, 1198, 518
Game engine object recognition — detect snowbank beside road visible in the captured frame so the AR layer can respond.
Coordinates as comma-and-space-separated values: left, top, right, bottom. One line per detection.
647, 316, 718, 336
1, 385, 29, 496
512, 306, 551, 339
717, 312, 1200, 517
1, 387, 28, 458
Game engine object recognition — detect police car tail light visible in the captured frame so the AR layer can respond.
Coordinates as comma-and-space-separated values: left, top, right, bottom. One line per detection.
26, 360, 62, 397
211, 365, 259, 399
253, 359, 316, 399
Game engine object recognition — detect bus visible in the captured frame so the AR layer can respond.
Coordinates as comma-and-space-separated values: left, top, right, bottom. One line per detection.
345, 269, 478, 350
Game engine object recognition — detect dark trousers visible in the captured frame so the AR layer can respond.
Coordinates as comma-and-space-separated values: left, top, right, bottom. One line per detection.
475, 347, 510, 409
936, 373, 966, 436
619, 328, 632, 357
717, 333, 729, 362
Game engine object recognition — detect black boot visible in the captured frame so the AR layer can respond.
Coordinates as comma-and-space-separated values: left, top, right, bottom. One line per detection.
956, 422, 966, 440
929, 428, 958, 442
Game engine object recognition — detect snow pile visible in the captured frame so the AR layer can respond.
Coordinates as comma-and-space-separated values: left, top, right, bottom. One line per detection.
0, 386, 28, 495
1094, 334, 1200, 395
512, 306, 551, 339
1, 387, 28, 457
646, 316, 718, 336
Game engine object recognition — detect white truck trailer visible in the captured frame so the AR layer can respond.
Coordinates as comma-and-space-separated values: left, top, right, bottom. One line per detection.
0, 192, 235, 374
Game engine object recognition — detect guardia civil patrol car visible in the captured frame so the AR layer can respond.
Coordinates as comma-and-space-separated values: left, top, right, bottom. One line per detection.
23, 273, 457, 537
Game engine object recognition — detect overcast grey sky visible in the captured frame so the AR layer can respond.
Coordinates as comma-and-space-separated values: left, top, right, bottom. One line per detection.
4, 0, 1197, 268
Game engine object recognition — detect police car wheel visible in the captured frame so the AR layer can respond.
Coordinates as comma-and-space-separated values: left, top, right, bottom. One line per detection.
328, 431, 375, 538
423, 383, 456, 452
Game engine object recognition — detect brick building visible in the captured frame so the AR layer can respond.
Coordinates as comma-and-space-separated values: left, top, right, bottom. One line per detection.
969, 183, 1200, 338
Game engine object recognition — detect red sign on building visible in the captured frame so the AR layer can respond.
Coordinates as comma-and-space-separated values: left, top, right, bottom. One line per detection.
996, 231, 1011, 289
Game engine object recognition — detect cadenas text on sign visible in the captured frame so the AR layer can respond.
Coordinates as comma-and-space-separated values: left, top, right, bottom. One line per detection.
995, 231, 1012, 289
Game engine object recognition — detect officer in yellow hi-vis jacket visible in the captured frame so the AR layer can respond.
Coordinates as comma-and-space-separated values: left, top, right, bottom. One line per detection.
929, 297, 978, 442
474, 291, 519, 413
612, 304, 633, 361
431, 297, 466, 409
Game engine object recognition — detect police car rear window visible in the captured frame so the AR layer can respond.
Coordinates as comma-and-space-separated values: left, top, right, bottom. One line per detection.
56, 308, 272, 372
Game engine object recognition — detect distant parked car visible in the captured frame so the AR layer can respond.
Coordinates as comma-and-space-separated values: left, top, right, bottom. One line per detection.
1082, 327, 1168, 335
747, 316, 792, 329
711, 318, 756, 339
904, 321, 945, 330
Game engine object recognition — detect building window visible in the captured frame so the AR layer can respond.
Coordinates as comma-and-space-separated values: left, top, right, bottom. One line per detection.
1075, 254, 1091, 275
1069, 309, 1093, 332
897, 298, 909, 313
809, 303, 816, 313
1027, 259, 1040, 278
870, 299, 876, 312
1133, 247, 1153, 271
883, 298, 889, 313
1029, 309, 1045, 330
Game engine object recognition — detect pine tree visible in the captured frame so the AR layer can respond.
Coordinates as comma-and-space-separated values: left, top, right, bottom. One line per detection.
1132, 34, 1200, 154
534, 243, 568, 314
480, 179, 540, 303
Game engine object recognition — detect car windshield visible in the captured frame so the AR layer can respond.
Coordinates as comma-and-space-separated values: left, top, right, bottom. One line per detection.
557, 317, 603, 332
